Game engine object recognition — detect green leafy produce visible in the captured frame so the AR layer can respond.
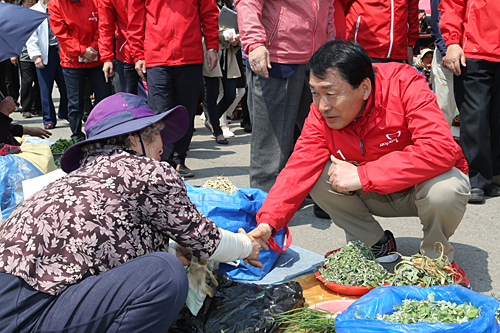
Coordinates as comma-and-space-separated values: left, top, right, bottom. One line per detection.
272, 307, 337, 333
317, 240, 389, 287
50, 138, 77, 168
388, 248, 455, 287
491, 293, 500, 325
373, 294, 481, 324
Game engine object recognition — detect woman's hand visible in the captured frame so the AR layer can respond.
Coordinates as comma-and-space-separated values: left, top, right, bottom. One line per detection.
175, 245, 192, 266
23, 126, 52, 139
0, 96, 16, 116
238, 228, 269, 269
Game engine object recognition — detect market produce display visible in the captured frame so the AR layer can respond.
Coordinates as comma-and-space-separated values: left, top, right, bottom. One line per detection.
202, 176, 239, 193
317, 240, 389, 288
388, 250, 456, 287
50, 138, 77, 168
272, 307, 338, 333
372, 294, 481, 324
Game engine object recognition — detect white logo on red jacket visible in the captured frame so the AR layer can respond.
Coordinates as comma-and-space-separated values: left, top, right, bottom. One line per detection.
89, 12, 98, 21
380, 130, 401, 147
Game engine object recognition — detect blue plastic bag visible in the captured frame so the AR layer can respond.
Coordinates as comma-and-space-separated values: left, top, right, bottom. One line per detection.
0, 154, 43, 221
185, 183, 292, 281
335, 285, 500, 333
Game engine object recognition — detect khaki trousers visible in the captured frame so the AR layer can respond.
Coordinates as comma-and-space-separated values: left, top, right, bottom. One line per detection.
431, 49, 457, 127
310, 161, 471, 263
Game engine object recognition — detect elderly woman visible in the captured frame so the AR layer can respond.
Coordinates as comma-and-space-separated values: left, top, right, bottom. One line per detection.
0, 93, 264, 332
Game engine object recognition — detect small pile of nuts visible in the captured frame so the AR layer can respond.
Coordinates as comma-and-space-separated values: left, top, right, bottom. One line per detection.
202, 177, 239, 193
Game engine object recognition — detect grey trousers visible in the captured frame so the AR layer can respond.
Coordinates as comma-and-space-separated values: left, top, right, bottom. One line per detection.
246, 65, 312, 193
310, 161, 471, 263
431, 49, 456, 127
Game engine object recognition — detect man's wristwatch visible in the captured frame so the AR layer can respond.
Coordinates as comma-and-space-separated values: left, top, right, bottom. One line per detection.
207, 48, 217, 53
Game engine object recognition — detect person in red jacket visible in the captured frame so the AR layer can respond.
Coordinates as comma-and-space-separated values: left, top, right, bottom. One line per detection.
341, 0, 419, 64
49, 0, 111, 141
97, 0, 147, 100
127, 0, 219, 178
439, 0, 500, 204
248, 41, 471, 287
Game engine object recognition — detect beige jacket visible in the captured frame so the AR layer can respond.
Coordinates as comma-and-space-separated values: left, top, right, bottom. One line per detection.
202, 30, 241, 78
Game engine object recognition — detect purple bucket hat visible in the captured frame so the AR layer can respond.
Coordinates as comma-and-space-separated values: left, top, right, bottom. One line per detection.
60, 93, 188, 173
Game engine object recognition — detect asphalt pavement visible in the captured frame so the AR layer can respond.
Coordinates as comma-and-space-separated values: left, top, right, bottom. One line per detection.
10, 92, 500, 297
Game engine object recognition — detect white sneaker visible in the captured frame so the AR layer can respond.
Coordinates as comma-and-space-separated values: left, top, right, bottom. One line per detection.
200, 113, 206, 121
222, 127, 235, 138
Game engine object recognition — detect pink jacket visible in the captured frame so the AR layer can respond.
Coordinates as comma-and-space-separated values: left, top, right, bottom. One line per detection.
235, 0, 346, 65
256, 63, 467, 233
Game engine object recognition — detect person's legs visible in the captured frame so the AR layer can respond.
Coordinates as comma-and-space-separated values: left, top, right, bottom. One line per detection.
248, 64, 310, 192
19, 61, 36, 115
114, 59, 126, 93
30, 252, 188, 333
203, 75, 223, 136
87, 65, 112, 106
62, 67, 87, 141
54, 57, 69, 120
431, 49, 456, 127
454, 59, 498, 191
171, 64, 203, 166
122, 61, 142, 97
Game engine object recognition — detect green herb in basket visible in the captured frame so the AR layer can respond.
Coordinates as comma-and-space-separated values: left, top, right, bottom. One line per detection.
373, 294, 481, 324
272, 307, 337, 333
317, 240, 389, 288
50, 138, 78, 154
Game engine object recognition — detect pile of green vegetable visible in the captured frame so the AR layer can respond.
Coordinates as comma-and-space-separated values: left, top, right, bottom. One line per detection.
388, 249, 456, 287
272, 307, 337, 333
50, 138, 77, 168
317, 240, 389, 288
372, 294, 481, 324
491, 294, 500, 325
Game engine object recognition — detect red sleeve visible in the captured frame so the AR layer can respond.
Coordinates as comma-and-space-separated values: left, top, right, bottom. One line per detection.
199, 0, 219, 51
358, 69, 459, 194
49, 0, 86, 56
330, 0, 347, 40
439, 0, 465, 46
98, 0, 116, 63
127, 0, 145, 62
235, 0, 267, 55
90, 0, 100, 52
407, 0, 420, 46
256, 105, 331, 234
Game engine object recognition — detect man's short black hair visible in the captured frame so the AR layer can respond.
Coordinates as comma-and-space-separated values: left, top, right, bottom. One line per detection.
306, 40, 374, 89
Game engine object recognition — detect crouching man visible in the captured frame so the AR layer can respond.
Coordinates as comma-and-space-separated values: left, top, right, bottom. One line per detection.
249, 40, 471, 287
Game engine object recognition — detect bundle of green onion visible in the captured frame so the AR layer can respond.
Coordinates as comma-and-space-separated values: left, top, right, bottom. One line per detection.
317, 240, 389, 288
272, 307, 337, 333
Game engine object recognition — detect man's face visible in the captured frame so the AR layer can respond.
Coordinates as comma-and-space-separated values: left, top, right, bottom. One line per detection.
309, 67, 370, 130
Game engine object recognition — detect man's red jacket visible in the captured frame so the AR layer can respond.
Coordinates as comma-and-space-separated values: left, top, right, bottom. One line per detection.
256, 63, 468, 233
127, 0, 219, 67
49, 0, 103, 68
439, 0, 500, 63
340, 0, 420, 60
98, 0, 133, 64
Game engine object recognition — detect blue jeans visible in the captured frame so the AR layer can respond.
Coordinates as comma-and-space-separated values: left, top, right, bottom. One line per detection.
37, 46, 68, 126
0, 252, 188, 333
114, 60, 148, 101
62, 65, 112, 141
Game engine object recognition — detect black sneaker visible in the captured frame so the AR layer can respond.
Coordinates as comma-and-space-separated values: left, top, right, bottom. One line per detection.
313, 203, 330, 219
371, 230, 399, 263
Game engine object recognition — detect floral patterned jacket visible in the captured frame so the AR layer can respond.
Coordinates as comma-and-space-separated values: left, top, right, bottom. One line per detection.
0, 146, 222, 295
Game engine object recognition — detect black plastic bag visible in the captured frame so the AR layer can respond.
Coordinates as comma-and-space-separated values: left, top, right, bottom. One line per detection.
169, 272, 304, 333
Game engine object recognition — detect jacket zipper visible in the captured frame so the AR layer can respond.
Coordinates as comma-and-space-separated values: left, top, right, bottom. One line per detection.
355, 16, 361, 42
387, 0, 394, 58
463, 0, 475, 50
312, 0, 318, 56
268, 8, 283, 46
118, 40, 127, 53
360, 139, 365, 156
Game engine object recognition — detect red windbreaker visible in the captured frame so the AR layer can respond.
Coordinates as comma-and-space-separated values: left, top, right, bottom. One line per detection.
256, 63, 468, 233
127, 0, 219, 67
439, 0, 500, 63
340, 0, 419, 60
98, 0, 133, 64
49, 0, 103, 68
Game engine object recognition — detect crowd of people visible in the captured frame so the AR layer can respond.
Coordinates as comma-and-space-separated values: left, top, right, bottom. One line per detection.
0, 0, 499, 331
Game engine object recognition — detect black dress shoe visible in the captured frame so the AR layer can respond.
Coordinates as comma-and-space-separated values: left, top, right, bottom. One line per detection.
469, 188, 485, 204
313, 203, 330, 219
484, 185, 500, 197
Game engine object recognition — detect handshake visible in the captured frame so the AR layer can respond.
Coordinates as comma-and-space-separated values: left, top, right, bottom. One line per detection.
238, 223, 274, 269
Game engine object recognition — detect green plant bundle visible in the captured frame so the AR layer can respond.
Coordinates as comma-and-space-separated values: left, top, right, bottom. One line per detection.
50, 138, 78, 154
491, 293, 500, 325
374, 294, 481, 324
317, 240, 389, 287
388, 252, 455, 287
272, 307, 337, 333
